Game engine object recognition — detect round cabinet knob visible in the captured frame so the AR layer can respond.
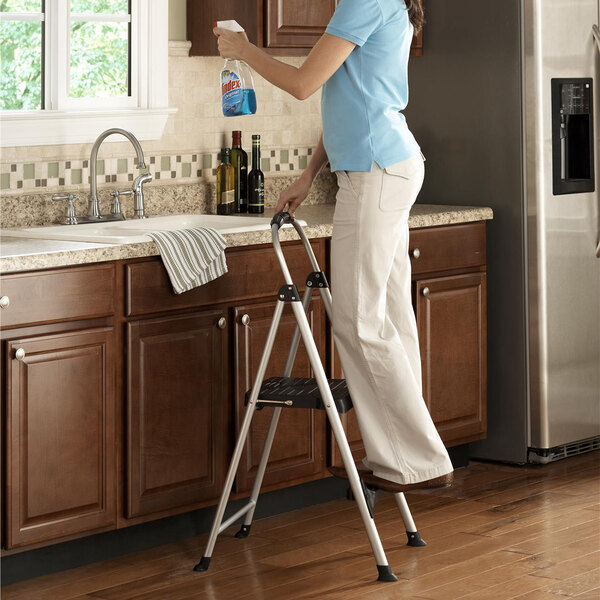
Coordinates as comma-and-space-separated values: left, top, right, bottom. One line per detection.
0, 296, 9, 308
421, 287, 430, 297
15, 348, 26, 361
241, 314, 250, 326
217, 317, 227, 329
411, 248, 421, 259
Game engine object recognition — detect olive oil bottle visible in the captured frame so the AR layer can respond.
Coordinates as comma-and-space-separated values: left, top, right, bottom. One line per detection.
216, 148, 235, 215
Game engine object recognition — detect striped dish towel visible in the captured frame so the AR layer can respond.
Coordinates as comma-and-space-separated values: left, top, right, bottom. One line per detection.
147, 228, 228, 294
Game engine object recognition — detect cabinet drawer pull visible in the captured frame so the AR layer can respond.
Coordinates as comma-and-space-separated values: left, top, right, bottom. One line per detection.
217, 317, 227, 329
241, 314, 250, 326
15, 348, 26, 361
411, 248, 421, 259
421, 287, 430, 297
0, 295, 9, 308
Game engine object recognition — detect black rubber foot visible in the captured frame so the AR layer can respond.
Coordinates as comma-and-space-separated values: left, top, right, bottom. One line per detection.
193, 556, 211, 572
377, 564, 399, 582
235, 524, 252, 538
406, 530, 427, 547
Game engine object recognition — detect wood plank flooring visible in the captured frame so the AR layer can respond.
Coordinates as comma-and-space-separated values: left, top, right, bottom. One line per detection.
3, 452, 599, 600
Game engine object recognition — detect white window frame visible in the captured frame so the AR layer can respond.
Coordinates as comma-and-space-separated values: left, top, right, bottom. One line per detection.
0, 0, 175, 147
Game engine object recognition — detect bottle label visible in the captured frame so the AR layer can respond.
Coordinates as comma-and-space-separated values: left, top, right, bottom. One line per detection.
221, 189, 235, 205
249, 184, 264, 206
221, 69, 243, 116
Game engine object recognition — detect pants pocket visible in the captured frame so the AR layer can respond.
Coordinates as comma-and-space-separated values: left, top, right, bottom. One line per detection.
379, 154, 425, 212
335, 170, 358, 199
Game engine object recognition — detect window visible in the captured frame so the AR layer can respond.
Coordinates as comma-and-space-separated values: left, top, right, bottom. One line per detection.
0, 0, 173, 146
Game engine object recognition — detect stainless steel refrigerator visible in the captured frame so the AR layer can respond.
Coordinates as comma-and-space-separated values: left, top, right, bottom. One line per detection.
405, 0, 600, 464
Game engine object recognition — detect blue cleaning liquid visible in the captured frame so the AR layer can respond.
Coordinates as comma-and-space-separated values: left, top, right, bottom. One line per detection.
221, 61, 257, 117
222, 89, 257, 117
240, 89, 257, 115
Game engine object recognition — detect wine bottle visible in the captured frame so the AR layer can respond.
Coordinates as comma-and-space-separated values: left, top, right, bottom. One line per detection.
231, 130, 248, 213
248, 135, 264, 214
216, 148, 235, 215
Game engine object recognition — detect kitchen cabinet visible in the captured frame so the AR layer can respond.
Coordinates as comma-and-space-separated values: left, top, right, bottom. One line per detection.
0, 220, 486, 553
126, 310, 228, 518
233, 298, 327, 493
4, 328, 116, 549
188, 0, 424, 57
123, 239, 328, 517
416, 273, 487, 446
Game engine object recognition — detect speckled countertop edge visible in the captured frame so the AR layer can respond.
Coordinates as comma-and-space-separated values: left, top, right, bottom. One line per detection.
0, 203, 493, 274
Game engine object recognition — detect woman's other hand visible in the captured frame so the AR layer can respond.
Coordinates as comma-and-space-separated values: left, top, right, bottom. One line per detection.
274, 175, 312, 217
213, 27, 250, 60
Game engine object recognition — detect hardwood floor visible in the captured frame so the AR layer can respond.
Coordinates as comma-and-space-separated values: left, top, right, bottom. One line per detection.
3, 452, 599, 600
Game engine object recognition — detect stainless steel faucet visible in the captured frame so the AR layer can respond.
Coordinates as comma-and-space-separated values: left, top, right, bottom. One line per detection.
84, 128, 152, 222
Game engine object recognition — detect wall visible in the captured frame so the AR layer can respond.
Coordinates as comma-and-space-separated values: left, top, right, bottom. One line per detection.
0, 18, 322, 194
168, 0, 186, 42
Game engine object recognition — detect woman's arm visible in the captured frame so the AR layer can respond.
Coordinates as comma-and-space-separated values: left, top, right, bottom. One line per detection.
273, 134, 328, 215
213, 28, 355, 100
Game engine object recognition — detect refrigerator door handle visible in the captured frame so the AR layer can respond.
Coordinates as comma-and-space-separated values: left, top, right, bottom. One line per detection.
595, 25, 600, 257
592, 25, 600, 258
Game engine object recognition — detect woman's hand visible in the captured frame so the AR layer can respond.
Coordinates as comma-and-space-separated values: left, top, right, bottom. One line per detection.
213, 27, 250, 60
274, 175, 312, 217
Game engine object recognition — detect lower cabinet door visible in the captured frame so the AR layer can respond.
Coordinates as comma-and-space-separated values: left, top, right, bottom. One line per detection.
328, 340, 366, 468
233, 298, 327, 493
5, 328, 116, 548
127, 310, 227, 517
416, 273, 487, 446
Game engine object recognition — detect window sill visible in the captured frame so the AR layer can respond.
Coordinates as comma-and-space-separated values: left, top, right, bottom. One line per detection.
0, 107, 177, 148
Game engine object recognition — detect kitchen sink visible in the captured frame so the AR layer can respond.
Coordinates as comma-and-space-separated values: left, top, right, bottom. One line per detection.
0, 214, 306, 244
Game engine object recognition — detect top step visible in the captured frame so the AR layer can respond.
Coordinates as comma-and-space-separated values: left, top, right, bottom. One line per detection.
245, 377, 353, 413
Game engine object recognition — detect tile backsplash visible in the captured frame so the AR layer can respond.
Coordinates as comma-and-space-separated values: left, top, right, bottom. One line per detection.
0, 44, 322, 195
0, 147, 315, 193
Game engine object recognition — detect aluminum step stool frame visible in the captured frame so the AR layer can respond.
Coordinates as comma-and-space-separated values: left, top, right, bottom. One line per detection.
193, 212, 424, 582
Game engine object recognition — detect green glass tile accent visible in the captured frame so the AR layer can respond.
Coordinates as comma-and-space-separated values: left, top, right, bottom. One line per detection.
0, 173, 10, 189
261, 158, 271, 172
182, 163, 191, 178
299, 155, 308, 170
279, 150, 289, 164
96, 160, 105, 176
47, 162, 59, 178
161, 156, 171, 171
202, 154, 212, 169
23, 163, 35, 179
71, 169, 82, 185
117, 158, 128, 174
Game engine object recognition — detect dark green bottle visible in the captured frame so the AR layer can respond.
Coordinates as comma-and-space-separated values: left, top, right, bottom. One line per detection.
231, 130, 248, 213
247, 135, 264, 214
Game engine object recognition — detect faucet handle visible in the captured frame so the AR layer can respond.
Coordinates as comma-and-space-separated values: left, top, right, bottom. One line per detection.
52, 193, 78, 225
110, 189, 133, 217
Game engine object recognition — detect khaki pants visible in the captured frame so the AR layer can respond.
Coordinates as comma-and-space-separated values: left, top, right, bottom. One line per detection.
331, 153, 454, 484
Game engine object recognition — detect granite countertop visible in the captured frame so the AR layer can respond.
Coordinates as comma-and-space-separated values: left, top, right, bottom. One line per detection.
0, 203, 493, 274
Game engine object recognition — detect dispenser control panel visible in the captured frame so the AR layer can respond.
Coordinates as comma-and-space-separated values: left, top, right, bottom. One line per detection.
552, 78, 595, 195
560, 82, 591, 115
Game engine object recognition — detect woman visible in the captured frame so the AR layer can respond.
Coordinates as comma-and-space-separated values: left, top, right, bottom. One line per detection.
214, 0, 453, 491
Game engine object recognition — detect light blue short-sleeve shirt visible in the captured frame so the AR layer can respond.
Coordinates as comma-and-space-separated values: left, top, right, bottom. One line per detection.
322, 0, 420, 172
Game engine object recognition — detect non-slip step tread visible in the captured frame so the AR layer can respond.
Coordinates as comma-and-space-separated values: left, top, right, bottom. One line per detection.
244, 376, 353, 413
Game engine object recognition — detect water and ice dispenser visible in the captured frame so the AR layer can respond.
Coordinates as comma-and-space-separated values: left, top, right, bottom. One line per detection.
551, 78, 595, 195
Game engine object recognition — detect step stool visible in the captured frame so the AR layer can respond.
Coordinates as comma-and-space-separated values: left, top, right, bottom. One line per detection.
193, 212, 425, 582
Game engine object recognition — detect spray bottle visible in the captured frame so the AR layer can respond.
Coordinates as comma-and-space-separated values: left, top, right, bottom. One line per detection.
216, 20, 257, 117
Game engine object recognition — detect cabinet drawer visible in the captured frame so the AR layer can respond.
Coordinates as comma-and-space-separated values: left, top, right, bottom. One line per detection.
0, 264, 115, 329
409, 222, 486, 276
125, 240, 325, 317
